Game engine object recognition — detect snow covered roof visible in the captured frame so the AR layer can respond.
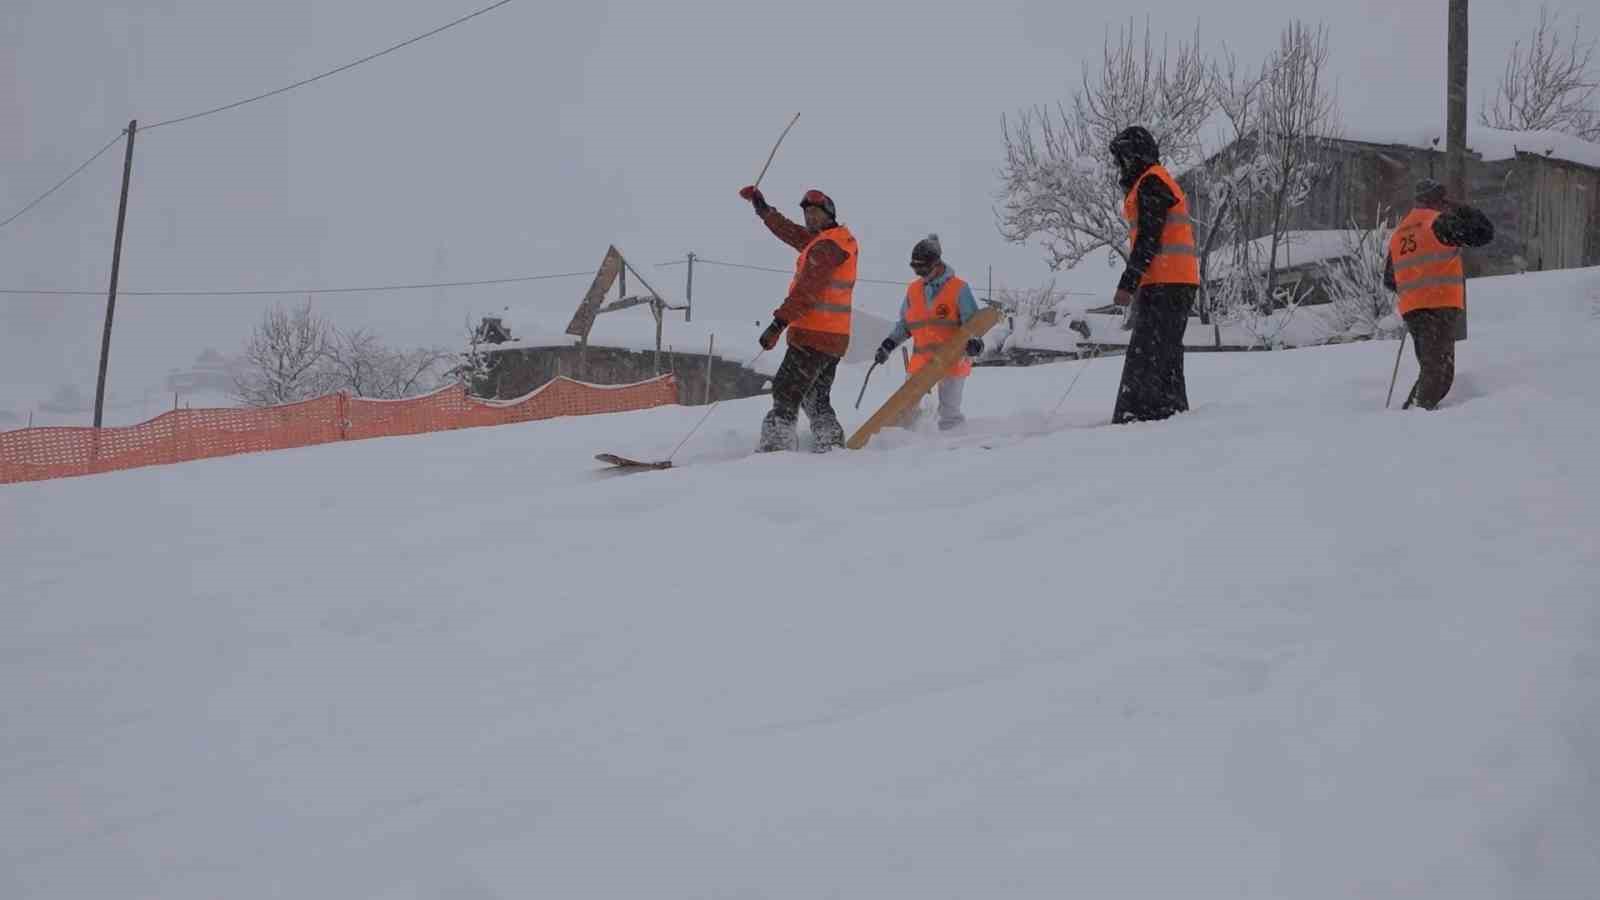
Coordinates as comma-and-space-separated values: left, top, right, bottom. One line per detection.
1351, 123, 1600, 170
1206, 230, 1364, 278
1200, 123, 1600, 174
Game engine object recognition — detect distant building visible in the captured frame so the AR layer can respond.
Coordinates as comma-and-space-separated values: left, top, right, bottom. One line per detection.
1182, 126, 1600, 281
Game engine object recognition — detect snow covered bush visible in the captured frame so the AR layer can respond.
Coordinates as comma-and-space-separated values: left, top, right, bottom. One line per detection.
1319, 207, 1402, 340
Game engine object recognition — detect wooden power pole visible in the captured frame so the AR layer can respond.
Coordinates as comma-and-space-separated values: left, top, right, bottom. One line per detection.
684, 252, 695, 322
93, 120, 137, 429
1448, 0, 1469, 338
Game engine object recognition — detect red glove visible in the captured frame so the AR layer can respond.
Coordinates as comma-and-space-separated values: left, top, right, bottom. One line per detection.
1113, 289, 1135, 307
739, 185, 770, 213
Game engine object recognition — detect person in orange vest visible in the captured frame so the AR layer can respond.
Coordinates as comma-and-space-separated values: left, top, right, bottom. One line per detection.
737, 184, 858, 451
1107, 125, 1201, 424
873, 234, 985, 430
1383, 178, 1494, 410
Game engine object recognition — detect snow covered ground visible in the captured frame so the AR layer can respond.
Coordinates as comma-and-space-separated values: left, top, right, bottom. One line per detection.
3, 267, 1598, 899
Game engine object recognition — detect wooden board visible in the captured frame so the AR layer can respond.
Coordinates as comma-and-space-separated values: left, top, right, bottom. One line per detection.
565, 246, 625, 338
846, 306, 1002, 450
594, 453, 673, 470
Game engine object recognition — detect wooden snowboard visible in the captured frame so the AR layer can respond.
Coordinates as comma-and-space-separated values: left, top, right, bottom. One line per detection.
595, 453, 673, 470
846, 306, 1001, 450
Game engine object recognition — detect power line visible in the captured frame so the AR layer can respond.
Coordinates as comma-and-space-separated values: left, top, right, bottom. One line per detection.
0, 131, 126, 231
679, 256, 905, 286
0, 0, 512, 232
659, 254, 1098, 295
143, 0, 514, 132
2, 255, 1100, 300
0, 268, 593, 298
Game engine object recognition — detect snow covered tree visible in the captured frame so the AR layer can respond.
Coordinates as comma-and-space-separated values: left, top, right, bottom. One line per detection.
1190, 46, 1268, 329
322, 328, 453, 399
995, 280, 1065, 330
1481, 4, 1600, 141
233, 301, 452, 406
1199, 21, 1340, 345
1254, 21, 1341, 311
232, 298, 334, 407
454, 316, 499, 396
997, 18, 1212, 272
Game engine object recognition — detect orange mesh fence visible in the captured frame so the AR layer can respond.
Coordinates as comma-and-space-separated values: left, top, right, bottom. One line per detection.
1, 375, 677, 485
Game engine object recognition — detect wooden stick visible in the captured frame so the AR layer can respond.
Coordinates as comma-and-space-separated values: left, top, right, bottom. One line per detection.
754, 113, 800, 189
704, 334, 715, 405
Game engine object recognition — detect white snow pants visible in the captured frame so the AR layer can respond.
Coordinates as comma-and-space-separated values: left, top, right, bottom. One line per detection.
936, 377, 966, 429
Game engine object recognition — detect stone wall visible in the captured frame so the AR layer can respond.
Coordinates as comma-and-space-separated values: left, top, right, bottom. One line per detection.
479, 344, 771, 406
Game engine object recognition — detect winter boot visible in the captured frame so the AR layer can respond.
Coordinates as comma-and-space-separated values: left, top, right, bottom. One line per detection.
757, 410, 798, 453
808, 412, 845, 452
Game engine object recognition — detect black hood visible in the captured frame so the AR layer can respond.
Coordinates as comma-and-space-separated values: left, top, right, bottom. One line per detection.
1110, 126, 1160, 190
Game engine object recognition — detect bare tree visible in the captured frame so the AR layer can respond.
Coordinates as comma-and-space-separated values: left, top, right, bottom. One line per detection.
1320, 206, 1402, 340
1255, 21, 1340, 309
1193, 25, 1338, 344
997, 18, 1212, 272
1188, 46, 1270, 335
994, 280, 1065, 330
320, 328, 387, 399
323, 328, 454, 399
232, 298, 333, 407
1481, 4, 1600, 140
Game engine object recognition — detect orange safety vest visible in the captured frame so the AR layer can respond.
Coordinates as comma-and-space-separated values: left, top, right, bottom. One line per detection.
787, 225, 858, 338
904, 274, 972, 379
1123, 165, 1201, 287
1390, 208, 1465, 315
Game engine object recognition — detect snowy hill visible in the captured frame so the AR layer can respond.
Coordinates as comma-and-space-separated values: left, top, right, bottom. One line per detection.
3, 268, 1598, 898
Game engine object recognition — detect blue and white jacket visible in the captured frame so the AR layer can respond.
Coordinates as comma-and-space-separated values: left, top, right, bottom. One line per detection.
886, 265, 980, 347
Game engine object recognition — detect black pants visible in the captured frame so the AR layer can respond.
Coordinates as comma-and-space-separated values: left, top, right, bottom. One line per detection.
760, 344, 843, 451
1113, 284, 1195, 424
1403, 308, 1460, 410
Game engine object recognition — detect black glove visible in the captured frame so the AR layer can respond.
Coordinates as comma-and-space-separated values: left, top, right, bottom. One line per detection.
759, 318, 785, 350
965, 337, 983, 357
874, 338, 896, 366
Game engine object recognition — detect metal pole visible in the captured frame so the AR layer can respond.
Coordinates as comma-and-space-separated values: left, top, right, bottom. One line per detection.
685, 252, 695, 322
93, 120, 137, 428
1386, 332, 1408, 409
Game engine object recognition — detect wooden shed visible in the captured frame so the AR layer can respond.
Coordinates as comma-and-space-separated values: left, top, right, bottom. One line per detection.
1183, 127, 1600, 278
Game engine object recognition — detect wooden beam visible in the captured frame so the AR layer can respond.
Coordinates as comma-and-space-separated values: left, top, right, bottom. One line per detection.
565, 246, 624, 338
598, 295, 656, 314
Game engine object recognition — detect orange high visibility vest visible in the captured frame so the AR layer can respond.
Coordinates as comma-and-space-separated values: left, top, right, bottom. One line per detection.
1123, 165, 1201, 287
787, 225, 857, 337
904, 274, 972, 379
1390, 208, 1466, 315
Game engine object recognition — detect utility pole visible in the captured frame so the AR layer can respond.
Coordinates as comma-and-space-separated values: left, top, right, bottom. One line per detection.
1447, 0, 1470, 338
685, 252, 695, 322
93, 120, 137, 429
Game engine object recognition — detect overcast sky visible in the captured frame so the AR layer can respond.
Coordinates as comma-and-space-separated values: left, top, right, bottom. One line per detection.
0, 0, 1573, 414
